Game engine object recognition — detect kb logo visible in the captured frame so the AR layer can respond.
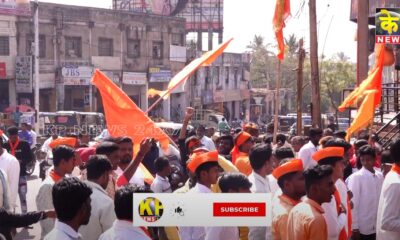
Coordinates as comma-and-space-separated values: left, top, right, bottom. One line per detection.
138, 197, 164, 222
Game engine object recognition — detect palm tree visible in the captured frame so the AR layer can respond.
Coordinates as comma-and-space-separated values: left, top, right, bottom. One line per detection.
285, 34, 298, 57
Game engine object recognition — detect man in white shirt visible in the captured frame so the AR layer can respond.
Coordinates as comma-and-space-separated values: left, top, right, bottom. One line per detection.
298, 128, 322, 170
377, 139, 400, 240
27, 123, 37, 149
41, 134, 58, 154
179, 151, 220, 240
45, 177, 92, 240
205, 172, 252, 240
151, 157, 172, 193
347, 145, 383, 239
79, 155, 116, 240
196, 125, 216, 151
100, 185, 152, 240
247, 144, 273, 240
0, 136, 20, 210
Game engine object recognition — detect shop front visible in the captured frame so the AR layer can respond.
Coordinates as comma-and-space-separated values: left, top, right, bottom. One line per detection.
62, 66, 94, 111
121, 72, 148, 111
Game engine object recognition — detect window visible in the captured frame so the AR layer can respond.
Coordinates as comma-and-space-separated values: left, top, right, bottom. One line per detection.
127, 39, 140, 58
205, 67, 210, 84
234, 67, 238, 88
214, 66, 220, 85
65, 37, 82, 58
172, 33, 183, 46
98, 38, 113, 56
225, 67, 229, 84
152, 41, 163, 59
26, 34, 46, 58
0, 36, 9, 56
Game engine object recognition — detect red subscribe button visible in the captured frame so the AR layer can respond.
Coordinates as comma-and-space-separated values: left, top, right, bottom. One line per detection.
213, 202, 266, 217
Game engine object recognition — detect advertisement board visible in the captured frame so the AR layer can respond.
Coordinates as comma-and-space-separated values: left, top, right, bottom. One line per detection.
149, 67, 172, 83
62, 66, 94, 85
122, 72, 147, 85
0, 0, 31, 16
15, 56, 32, 93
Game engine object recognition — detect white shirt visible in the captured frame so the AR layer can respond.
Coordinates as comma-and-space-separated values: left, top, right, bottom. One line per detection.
298, 141, 318, 170
0, 150, 20, 209
267, 174, 279, 196
322, 189, 346, 240
179, 183, 212, 240
376, 169, 400, 240
115, 166, 145, 187
150, 174, 172, 193
41, 136, 54, 153
30, 130, 37, 149
44, 220, 82, 240
79, 181, 116, 240
205, 226, 239, 240
200, 136, 216, 151
347, 167, 383, 235
248, 171, 271, 240
99, 220, 151, 240
37, 175, 58, 238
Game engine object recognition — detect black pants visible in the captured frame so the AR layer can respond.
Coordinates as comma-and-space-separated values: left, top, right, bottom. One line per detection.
360, 233, 376, 240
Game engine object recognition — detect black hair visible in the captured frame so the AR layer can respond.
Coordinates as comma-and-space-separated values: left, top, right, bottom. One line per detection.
20, 122, 28, 127
358, 145, 376, 158
53, 145, 75, 167
86, 155, 113, 180
218, 135, 234, 146
274, 147, 295, 161
304, 165, 333, 193
390, 139, 400, 164
358, 131, 370, 141
381, 150, 394, 164
96, 142, 120, 155
115, 137, 133, 144
218, 172, 252, 193
114, 185, 151, 221
101, 137, 118, 143
52, 177, 92, 222
324, 138, 352, 152
276, 134, 287, 143
317, 157, 343, 167
263, 136, 273, 145
333, 131, 347, 139
7, 126, 18, 136
277, 171, 299, 190
249, 144, 272, 170
197, 125, 206, 131
234, 128, 242, 134
154, 157, 170, 173
309, 128, 323, 138
195, 161, 219, 178
185, 136, 200, 150
354, 139, 368, 151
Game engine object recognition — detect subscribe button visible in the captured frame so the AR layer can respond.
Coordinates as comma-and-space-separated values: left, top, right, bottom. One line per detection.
213, 202, 266, 217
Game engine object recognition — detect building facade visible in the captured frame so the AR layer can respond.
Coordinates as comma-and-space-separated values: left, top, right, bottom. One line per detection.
7, 2, 188, 120
190, 52, 251, 122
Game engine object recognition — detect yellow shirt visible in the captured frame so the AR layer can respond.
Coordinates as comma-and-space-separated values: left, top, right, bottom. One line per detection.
272, 195, 300, 240
287, 198, 327, 240
235, 152, 252, 176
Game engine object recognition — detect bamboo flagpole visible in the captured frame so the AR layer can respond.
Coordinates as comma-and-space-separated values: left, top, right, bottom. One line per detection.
273, 60, 282, 144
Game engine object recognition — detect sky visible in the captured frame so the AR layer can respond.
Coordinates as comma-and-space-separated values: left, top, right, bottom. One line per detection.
38, 0, 358, 61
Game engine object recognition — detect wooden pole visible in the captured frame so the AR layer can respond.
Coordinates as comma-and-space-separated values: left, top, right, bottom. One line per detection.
273, 60, 282, 144
309, 0, 321, 127
357, 0, 369, 86
297, 38, 305, 135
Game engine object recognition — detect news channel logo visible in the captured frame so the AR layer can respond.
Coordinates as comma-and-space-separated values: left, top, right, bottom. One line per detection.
138, 197, 164, 222
375, 8, 400, 44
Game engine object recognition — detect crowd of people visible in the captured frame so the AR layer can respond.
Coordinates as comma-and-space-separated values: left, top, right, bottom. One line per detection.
0, 106, 399, 240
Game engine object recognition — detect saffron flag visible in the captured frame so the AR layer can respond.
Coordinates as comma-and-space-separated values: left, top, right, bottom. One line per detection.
346, 90, 377, 141
148, 38, 233, 99
273, 0, 290, 60
338, 44, 385, 111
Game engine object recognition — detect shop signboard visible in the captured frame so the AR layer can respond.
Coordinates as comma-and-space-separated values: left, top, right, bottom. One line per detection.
0, 0, 31, 16
149, 67, 171, 83
15, 56, 32, 93
123, 72, 147, 85
62, 66, 94, 85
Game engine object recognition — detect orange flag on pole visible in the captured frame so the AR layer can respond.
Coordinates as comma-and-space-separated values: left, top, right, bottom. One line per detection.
338, 44, 385, 111
273, 0, 290, 60
148, 38, 233, 100
346, 90, 377, 141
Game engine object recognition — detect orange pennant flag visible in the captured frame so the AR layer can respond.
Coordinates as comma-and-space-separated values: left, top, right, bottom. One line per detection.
150, 38, 233, 100
346, 90, 377, 141
273, 0, 290, 60
91, 69, 170, 154
49, 137, 77, 149
338, 44, 385, 111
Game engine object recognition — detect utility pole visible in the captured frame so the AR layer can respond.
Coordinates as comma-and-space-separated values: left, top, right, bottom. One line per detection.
309, 0, 321, 127
34, 0, 40, 134
357, 0, 369, 85
297, 38, 305, 135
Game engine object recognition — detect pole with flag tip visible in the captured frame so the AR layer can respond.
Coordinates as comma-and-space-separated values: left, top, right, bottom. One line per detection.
34, 0, 40, 134
273, 60, 282, 144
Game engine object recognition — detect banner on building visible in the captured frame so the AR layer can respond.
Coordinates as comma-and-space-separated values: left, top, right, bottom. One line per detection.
0, 62, 6, 78
15, 56, 32, 93
149, 67, 172, 83
170, 45, 186, 63
122, 72, 147, 85
0, 0, 31, 16
62, 66, 94, 85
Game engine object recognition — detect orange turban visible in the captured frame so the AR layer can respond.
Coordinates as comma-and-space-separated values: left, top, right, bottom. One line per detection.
49, 137, 78, 149
272, 159, 303, 180
231, 131, 252, 164
187, 150, 219, 173
312, 147, 344, 162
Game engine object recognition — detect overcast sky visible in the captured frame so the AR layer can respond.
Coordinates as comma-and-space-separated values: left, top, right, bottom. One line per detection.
38, 0, 358, 61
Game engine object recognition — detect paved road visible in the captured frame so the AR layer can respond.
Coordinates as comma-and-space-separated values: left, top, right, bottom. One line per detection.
15, 162, 42, 240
